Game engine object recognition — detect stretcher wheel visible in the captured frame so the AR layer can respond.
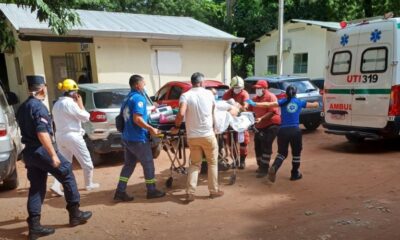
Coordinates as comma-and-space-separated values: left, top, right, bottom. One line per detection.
166, 177, 173, 188
228, 174, 236, 185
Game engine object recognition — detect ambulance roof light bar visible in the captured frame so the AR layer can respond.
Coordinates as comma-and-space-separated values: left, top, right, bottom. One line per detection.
341, 12, 395, 28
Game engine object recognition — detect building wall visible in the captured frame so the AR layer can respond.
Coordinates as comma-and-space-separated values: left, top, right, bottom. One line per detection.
92, 37, 230, 95
255, 23, 333, 79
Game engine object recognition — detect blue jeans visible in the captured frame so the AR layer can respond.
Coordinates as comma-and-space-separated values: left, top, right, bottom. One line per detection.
116, 140, 156, 192
23, 146, 80, 218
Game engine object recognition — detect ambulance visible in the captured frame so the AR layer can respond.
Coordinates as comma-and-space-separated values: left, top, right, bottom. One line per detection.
323, 14, 400, 142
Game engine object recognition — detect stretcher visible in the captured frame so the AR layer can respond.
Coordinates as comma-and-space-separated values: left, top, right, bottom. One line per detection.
150, 111, 255, 188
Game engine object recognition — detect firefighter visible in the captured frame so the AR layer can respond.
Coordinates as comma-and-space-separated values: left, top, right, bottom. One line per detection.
248, 80, 281, 178
247, 85, 320, 182
51, 79, 100, 196
16, 75, 92, 240
222, 76, 250, 169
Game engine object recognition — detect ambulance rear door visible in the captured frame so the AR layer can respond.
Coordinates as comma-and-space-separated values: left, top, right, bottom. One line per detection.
351, 21, 394, 128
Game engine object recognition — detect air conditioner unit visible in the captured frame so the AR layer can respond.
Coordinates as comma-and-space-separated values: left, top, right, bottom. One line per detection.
276, 38, 292, 52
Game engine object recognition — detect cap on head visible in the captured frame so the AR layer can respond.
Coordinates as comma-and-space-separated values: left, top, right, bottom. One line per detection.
230, 76, 244, 88
253, 80, 268, 89
26, 75, 45, 87
191, 72, 204, 85
58, 79, 79, 92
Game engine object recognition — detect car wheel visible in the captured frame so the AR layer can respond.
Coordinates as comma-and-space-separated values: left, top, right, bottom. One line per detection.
3, 167, 18, 190
303, 120, 321, 131
345, 134, 365, 143
152, 143, 161, 159
85, 139, 104, 166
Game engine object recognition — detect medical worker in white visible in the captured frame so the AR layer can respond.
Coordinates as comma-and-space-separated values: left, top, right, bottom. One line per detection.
50, 79, 99, 195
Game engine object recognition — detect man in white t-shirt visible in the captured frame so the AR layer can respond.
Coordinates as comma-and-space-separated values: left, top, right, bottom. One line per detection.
172, 72, 224, 202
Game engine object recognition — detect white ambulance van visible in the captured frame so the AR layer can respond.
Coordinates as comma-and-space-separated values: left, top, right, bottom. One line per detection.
323, 16, 400, 142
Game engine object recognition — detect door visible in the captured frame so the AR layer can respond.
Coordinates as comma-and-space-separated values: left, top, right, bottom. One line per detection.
350, 21, 394, 128
324, 26, 359, 127
51, 56, 68, 101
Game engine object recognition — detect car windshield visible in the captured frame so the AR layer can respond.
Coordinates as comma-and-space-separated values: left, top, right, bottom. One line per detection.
281, 80, 317, 94
94, 89, 153, 109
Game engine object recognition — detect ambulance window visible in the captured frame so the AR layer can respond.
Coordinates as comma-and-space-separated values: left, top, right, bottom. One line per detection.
361, 47, 388, 73
331, 51, 351, 75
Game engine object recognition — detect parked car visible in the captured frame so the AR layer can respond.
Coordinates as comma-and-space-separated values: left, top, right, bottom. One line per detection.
151, 80, 229, 108
310, 78, 324, 95
0, 85, 22, 190
245, 75, 323, 130
78, 83, 159, 166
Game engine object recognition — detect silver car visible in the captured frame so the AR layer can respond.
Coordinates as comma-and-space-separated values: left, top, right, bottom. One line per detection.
0, 85, 22, 190
78, 84, 159, 165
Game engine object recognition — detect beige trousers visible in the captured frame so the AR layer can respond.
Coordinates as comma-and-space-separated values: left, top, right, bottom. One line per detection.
187, 135, 219, 194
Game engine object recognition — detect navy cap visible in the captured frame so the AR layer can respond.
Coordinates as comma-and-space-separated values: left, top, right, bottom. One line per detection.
26, 75, 45, 86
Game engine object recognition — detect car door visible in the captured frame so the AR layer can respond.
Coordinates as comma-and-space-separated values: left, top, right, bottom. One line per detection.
154, 85, 170, 106
162, 84, 183, 109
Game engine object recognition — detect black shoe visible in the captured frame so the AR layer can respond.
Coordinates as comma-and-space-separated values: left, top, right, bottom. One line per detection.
114, 191, 134, 202
238, 161, 246, 170
256, 169, 268, 178
67, 204, 92, 227
268, 166, 277, 183
28, 216, 55, 240
147, 189, 166, 199
290, 172, 303, 181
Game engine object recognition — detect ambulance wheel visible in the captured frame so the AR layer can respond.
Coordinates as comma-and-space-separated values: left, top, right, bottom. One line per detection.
345, 134, 365, 143
303, 120, 320, 131
166, 177, 173, 188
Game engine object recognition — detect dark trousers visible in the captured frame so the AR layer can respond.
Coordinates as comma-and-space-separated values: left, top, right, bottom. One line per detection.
23, 146, 80, 218
273, 127, 302, 173
254, 125, 279, 170
117, 140, 156, 192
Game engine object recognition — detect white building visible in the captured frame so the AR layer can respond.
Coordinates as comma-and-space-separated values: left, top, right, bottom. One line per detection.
254, 19, 340, 79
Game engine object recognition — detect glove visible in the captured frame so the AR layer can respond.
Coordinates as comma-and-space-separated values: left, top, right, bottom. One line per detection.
246, 99, 256, 107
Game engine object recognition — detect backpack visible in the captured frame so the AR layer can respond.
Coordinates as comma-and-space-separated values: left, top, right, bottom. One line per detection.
115, 92, 134, 132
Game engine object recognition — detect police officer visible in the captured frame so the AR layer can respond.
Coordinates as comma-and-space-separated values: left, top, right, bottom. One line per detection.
114, 74, 165, 202
222, 76, 250, 169
247, 85, 320, 183
16, 75, 92, 240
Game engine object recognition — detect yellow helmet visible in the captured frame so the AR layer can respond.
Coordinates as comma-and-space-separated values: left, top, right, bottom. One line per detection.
58, 79, 79, 91
230, 76, 244, 88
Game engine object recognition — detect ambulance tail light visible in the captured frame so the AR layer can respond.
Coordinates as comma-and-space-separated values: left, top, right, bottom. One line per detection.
90, 111, 107, 122
0, 123, 6, 136
388, 85, 400, 116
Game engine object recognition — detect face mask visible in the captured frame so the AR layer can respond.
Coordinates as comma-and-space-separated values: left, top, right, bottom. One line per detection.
256, 89, 264, 97
233, 88, 242, 94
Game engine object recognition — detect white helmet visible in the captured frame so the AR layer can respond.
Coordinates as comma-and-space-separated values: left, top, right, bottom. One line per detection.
230, 76, 244, 88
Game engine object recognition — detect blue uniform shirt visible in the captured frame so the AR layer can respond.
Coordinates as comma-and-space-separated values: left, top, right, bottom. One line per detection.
16, 96, 54, 149
122, 90, 148, 142
278, 97, 307, 128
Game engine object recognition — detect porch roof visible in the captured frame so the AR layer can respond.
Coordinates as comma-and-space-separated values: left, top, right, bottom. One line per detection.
0, 3, 244, 43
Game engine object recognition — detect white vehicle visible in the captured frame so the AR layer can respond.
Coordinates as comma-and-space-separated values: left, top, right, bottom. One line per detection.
323, 15, 400, 142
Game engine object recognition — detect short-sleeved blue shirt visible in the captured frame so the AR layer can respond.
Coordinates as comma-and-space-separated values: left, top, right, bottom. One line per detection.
122, 90, 148, 142
278, 97, 307, 128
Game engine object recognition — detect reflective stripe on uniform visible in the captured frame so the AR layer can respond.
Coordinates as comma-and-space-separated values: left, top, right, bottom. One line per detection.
145, 179, 156, 184
292, 156, 301, 163
119, 176, 129, 182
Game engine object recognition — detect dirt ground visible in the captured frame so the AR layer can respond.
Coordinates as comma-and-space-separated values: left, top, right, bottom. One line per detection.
1, 127, 400, 240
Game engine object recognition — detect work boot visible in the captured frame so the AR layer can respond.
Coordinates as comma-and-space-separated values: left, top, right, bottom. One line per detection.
290, 171, 303, 181
268, 165, 277, 183
114, 191, 134, 202
27, 216, 55, 240
256, 167, 269, 178
67, 204, 92, 227
218, 159, 230, 172
147, 189, 166, 199
209, 190, 224, 199
238, 156, 246, 170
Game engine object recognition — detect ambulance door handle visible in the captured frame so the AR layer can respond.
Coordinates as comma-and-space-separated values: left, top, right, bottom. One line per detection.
355, 97, 366, 101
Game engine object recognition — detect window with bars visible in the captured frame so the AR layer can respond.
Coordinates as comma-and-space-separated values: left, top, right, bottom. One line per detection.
293, 53, 308, 74
267, 55, 277, 74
